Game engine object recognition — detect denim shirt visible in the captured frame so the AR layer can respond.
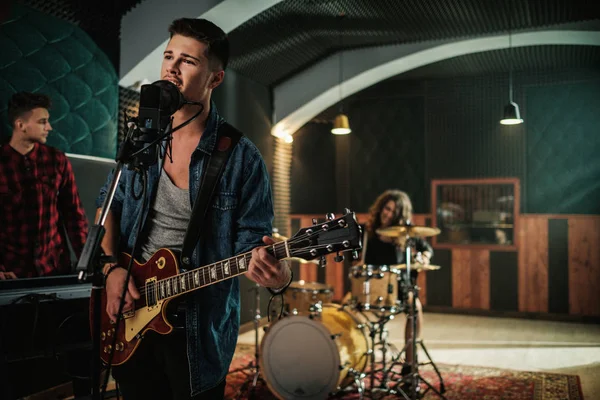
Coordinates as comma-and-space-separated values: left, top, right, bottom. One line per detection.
96, 102, 274, 395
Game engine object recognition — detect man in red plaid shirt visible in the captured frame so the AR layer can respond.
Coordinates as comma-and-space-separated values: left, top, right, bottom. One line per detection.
0, 92, 88, 279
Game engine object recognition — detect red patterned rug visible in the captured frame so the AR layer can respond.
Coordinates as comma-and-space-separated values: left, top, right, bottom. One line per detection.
225, 344, 583, 400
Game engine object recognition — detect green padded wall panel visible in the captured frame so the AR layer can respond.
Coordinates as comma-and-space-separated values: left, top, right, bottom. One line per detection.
526, 81, 600, 214
0, 4, 118, 158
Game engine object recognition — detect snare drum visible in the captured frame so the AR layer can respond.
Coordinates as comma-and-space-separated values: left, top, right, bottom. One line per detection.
260, 304, 368, 400
349, 264, 402, 310
283, 280, 334, 315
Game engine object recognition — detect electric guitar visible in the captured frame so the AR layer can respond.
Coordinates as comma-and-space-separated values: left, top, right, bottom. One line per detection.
91, 210, 362, 365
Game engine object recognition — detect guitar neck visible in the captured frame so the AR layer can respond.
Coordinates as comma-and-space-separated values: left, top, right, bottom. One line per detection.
151, 241, 291, 302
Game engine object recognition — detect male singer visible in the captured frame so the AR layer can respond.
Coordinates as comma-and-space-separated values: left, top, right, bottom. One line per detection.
96, 18, 291, 399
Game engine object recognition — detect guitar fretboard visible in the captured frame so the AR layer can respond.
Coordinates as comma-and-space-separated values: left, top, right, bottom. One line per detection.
146, 240, 292, 305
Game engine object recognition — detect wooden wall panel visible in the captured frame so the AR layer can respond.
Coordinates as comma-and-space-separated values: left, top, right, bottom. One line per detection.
452, 249, 490, 309
569, 217, 600, 316
417, 271, 427, 306
452, 249, 471, 308
471, 249, 490, 309
291, 213, 599, 319
517, 216, 549, 313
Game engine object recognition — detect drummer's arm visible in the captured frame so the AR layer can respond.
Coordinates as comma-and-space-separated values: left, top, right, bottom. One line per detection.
421, 251, 432, 265
417, 238, 433, 265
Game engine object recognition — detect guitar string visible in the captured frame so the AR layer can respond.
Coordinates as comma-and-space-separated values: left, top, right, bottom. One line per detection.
129, 228, 321, 293
134, 241, 349, 306
133, 241, 349, 304
127, 225, 354, 302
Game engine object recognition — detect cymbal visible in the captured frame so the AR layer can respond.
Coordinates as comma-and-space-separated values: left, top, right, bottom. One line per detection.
272, 232, 289, 242
391, 263, 441, 272
376, 225, 441, 238
287, 257, 319, 265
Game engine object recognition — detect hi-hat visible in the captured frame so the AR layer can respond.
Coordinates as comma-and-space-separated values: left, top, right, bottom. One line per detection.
391, 263, 441, 272
287, 257, 319, 265
272, 232, 289, 242
376, 225, 441, 238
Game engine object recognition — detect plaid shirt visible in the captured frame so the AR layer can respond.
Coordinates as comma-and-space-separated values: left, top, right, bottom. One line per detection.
0, 143, 88, 278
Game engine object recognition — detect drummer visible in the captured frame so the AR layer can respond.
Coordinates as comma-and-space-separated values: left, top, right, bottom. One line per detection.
361, 189, 433, 380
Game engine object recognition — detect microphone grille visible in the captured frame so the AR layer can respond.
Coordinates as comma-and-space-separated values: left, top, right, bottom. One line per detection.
152, 80, 185, 115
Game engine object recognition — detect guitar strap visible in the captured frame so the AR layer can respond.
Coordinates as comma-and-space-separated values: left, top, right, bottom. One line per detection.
179, 122, 242, 268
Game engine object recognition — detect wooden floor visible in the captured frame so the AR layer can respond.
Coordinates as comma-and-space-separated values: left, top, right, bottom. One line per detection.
238, 311, 600, 399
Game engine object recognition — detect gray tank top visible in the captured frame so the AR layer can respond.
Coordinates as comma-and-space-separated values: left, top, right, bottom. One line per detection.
140, 168, 192, 262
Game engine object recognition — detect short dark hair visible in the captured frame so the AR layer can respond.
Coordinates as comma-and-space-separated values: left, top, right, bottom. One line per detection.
168, 18, 229, 71
8, 92, 52, 127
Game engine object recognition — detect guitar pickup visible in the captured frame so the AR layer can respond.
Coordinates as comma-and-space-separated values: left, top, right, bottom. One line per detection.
146, 276, 159, 309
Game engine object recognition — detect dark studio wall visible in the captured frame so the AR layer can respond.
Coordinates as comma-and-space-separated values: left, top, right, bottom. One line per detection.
291, 64, 600, 319
291, 67, 600, 216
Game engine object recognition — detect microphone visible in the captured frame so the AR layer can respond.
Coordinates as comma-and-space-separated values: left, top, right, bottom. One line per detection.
123, 80, 203, 168
138, 80, 186, 132
124, 80, 185, 168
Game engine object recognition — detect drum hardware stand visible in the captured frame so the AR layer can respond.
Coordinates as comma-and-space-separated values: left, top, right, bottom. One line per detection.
228, 283, 267, 399
386, 242, 446, 400
348, 301, 404, 398
331, 367, 367, 400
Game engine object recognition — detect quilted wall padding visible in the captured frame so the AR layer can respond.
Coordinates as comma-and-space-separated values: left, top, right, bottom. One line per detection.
526, 81, 600, 214
0, 4, 118, 158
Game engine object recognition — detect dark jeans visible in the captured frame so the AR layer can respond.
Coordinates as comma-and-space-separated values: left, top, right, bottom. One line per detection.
112, 330, 226, 400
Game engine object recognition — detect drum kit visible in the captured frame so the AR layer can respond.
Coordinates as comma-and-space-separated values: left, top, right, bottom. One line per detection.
231, 223, 447, 400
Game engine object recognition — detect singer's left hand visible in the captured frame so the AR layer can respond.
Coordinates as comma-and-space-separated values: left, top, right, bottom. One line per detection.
247, 236, 291, 289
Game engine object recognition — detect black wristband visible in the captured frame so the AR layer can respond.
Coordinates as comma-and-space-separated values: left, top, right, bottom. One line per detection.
104, 264, 121, 280
267, 269, 293, 295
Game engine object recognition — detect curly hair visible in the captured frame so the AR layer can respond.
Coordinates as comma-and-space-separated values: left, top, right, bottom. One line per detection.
7, 92, 52, 127
366, 190, 413, 237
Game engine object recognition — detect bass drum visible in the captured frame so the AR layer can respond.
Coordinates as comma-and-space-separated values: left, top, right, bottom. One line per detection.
259, 304, 368, 400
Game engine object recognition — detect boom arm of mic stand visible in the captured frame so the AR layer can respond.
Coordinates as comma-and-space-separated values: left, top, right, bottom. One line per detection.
75, 121, 143, 399
74, 160, 127, 400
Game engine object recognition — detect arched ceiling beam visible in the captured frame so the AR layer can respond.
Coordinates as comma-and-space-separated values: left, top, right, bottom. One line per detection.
272, 29, 600, 138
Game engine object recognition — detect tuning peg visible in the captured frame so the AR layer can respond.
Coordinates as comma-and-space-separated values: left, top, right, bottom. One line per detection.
334, 252, 344, 262
312, 218, 318, 225
319, 256, 326, 268
351, 250, 359, 260
344, 208, 351, 214
326, 213, 335, 221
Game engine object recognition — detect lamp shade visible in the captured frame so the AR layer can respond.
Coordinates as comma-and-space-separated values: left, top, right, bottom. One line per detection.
331, 113, 351, 134
500, 101, 524, 125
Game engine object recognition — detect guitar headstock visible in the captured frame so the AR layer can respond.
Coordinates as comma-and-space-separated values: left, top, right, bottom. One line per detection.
287, 209, 362, 262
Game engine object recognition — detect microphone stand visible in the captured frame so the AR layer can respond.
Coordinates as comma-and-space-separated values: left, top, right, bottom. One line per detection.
75, 120, 173, 400
76, 89, 203, 400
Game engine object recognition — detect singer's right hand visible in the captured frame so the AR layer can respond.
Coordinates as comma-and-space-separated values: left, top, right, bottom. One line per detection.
105, 267, 140, 324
